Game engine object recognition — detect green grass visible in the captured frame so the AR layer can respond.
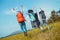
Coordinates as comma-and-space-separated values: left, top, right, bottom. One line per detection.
0, 21, 60, 40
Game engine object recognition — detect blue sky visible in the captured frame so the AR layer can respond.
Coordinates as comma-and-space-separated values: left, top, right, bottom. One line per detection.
0, 0, 60, 38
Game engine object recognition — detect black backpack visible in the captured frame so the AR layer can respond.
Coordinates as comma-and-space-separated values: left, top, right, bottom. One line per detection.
41, 13, 46, 19
39, 10, 46, 19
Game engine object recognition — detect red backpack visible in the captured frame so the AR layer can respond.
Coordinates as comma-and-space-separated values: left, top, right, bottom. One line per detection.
16, 12, 25, 23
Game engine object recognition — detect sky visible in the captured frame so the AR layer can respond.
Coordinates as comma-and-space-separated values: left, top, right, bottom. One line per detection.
0, 0, 60, 38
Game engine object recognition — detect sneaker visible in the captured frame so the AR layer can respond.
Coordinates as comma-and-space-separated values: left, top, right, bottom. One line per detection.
47, 27, 50, 30
40, 27, 43, 30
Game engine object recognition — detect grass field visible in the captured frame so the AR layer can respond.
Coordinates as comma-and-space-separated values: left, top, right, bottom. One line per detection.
0, 21, 60, 40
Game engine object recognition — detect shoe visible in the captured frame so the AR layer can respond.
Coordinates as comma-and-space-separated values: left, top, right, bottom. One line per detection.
24, 32, 27, 36
48, 27, 50, 30
40, 27, 43, 30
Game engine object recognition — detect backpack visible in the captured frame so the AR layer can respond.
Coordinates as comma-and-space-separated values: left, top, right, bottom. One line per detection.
39, 11, 46, 19
41, 13, 46, 19
16, 12, 25, 23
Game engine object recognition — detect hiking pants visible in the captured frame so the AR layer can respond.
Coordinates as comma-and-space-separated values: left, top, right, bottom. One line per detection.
19, 22, 27, 33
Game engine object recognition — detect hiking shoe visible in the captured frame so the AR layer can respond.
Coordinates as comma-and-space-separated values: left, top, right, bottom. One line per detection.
24, 32, 27, 36
40, 27, 43, 30
47, 27, 50, 30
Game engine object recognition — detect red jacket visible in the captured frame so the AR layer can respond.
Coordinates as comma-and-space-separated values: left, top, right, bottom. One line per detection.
16, 12, 25, 23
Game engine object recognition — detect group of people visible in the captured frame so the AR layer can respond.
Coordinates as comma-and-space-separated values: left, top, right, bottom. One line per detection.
16, 9, 50, 36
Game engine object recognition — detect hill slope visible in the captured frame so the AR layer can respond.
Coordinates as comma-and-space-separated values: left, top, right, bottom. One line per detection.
0, 21, 60, 40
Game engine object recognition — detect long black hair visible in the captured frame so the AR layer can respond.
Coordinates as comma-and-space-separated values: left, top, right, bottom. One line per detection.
28, 9, 33, 13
